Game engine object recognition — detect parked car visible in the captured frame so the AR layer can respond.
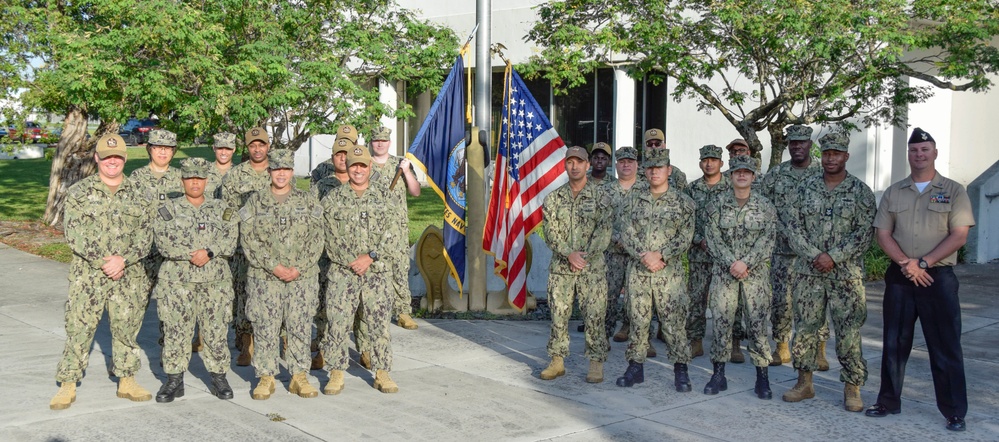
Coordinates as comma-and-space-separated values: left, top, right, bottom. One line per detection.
8, 122, 46, 143
118, 118, 159, 145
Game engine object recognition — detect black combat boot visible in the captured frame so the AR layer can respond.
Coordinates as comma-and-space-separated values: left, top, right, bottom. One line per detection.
616, 361, 645, 387
155, 373, 185, 403
703, 362, 727, 395
211, 372, 234, 400
674, 363, 692, 392
755, 366, 772, 400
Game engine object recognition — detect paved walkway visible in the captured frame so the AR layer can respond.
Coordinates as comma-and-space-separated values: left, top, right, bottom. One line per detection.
1, 242, 997, 441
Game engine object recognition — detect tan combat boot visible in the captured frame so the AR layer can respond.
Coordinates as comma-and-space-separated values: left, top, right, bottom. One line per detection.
586, 360, 604, 383
359, 351, 372, 370
770, 341, 791, 366
311, 350, 325, 371
252, 375, 276, 400
844, 383, 863, 412
374, 370, 399, 393
612, 323, 630, 342
730, 340, 745, 363
540, 356, 566, 380
816, 341, 830, 371
236, 334, 253, 367
116, 376, 152, 402
289, 372, 318, 398
782, 370, 816, 402
324, 370, 344, 395
397, 314, 419, 330
192, 332, 203, 353
691, 339, 704, 357
50, 382, 76, 410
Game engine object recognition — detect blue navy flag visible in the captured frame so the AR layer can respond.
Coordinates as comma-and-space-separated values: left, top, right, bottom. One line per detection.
406, 55, 467, 289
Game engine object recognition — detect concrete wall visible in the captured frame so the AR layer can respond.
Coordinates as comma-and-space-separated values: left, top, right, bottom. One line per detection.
966, 160, 999, 263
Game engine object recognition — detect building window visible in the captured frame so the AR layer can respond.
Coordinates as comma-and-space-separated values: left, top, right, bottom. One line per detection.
633, 74, 669, 148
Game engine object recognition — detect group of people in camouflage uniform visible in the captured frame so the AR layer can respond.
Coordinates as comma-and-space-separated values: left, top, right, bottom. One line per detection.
51, 124, 419, 410
540, 125, 879, 411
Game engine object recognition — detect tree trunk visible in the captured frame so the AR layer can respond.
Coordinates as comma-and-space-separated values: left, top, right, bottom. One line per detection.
43, 106, 117, 227
767, 124, 788, 172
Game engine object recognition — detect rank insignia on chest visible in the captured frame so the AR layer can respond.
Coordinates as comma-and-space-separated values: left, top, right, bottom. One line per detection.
825, 208, 833, 216
930, 194, 950, 204
361, 211, 368, 220
198, 222, 206, 231
159, 193, 166, 200
280, 217, 287, 225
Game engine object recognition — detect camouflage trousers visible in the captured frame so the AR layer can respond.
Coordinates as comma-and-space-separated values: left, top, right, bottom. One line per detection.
547, 271, 608, 362
390, 257, 413, 317
56, 264, 149, 383
324, 266, 392, 371
791, 275, 868, 385
353, 305, 372, 355
772, 255, 830, 343
708, 271, 772, 367
315, 257, 331, 345
230, 252, 253, 336
157, 280, 234, 374
140, 252, 163, 297
604, 252, 628, 336
245, 276, 319, 377
686, 260, 712, 340
626, 266, 691, 364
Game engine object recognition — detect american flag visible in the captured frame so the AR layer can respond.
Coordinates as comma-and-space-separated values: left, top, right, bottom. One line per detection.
484, 68, 567, 310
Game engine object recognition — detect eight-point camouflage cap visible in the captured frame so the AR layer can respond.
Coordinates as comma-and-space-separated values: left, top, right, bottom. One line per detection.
616, 146, 638, 161
699, 144, 723, 160
591, 142, 612, 157
147, 129, 177, 147
268, 149, 295, 169
333, 137, 354, 155
643, 148, 671, 168
785, 124, 813, 141
643, 128, 665, 143
729, 154, 757, 173
213, 132, 237, 149
565, 146, 588, 161
819, 132, 850, 152
347, 145, 372, 167
336, 124, 359, 143
370, 126, 392, 142
181, 157, 211, 179
96, 134, 128, 159
245, 127, 269, 145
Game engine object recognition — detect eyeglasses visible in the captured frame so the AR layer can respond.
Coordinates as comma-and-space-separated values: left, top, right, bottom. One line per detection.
645, 140, 663, 147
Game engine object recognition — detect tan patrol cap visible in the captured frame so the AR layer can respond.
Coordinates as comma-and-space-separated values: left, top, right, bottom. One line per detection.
333, 137, 354, 155
245, 127, 269, 145
591, 142, 612, 156
346, 145, 372, 167
643, 128, 664, 143
96, 134, 128, 159
336, 124, 359, 144
725, 138, 750, 152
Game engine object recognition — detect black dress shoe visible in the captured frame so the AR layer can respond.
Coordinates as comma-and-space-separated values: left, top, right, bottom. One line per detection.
946, 416, 966, 432
864, 403, 900, 417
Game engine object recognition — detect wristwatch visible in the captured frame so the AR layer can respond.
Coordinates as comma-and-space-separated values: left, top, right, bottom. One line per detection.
918, 257, 928, 269
206, 248, 215, 259
368, 251, 379, 262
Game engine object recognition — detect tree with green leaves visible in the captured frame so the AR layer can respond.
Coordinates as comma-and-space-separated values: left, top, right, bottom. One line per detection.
524, 0, 999, 167
3, 0, 457, 226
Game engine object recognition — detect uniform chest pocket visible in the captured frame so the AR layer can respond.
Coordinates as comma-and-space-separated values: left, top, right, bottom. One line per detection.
743, 212, 767, 231
834, 202, 855, 219
888, 198, 912, 214
927, 202, 952, 232
718, 211, 739, 229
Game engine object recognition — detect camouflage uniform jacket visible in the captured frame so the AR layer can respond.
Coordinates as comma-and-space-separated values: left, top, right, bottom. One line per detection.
781, 173, 876, 280
704, 191, 777, 273
759, 159, 820, 255
684, 174, 732, 263
64, 175, 152, 279
153, 197, 239, 283
129, 166, 185, 206
669, 165, 688, 192
619, 186, 695, 274
322, 183, 403, 274
542, 180, 613, 275
311, 174, 344, 201
239, 188, 324, 281
371, 157, 410, 261
310, 159, 336, 185
221, 161, 271, 209
206, 163, 232, 200
602, 178, 638, 255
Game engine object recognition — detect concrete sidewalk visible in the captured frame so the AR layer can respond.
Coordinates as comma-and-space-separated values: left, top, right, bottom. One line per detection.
1, 242, 997, 441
